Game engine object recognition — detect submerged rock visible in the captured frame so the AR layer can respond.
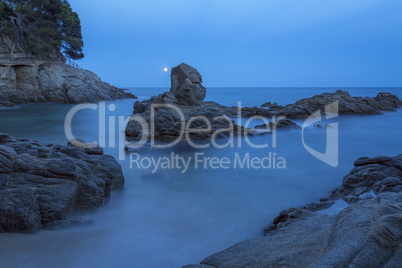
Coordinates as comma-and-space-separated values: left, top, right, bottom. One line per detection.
0, 133, 124, 233
0, 62, 136, 107
185, 154, 402, 268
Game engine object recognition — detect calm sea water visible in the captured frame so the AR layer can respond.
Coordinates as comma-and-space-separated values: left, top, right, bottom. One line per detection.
0, 87, 401, 268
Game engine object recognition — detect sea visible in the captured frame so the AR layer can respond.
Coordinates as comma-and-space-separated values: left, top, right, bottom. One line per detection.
0, 87, 401, 268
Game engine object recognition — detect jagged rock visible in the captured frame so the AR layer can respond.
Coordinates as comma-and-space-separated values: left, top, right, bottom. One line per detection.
0, 133, 124, 233
328, 155, 402, 202
169, 63, 206, 106
374, 92, 402, 109
0, 62, 136, 107
133, 96, 158, 114
127, 84, 402, 143
185, 155, 402, 268
126, 64, 248, 141
260, 102, 278, 108
127, 89, 402, 142
292, 90, 395, 115
152, 63, 207, 106
126, 100, 247, 141
240, 90, 402, 119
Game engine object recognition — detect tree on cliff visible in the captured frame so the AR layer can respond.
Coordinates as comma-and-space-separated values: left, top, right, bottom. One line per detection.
0, 0, 84, 60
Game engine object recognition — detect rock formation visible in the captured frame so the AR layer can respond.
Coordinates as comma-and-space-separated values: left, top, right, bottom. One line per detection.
185, 155, 402, 267
239, 90, 402, 119
127, 81, 402, 142
0, 133, 124, 233
0, 62, 136, 107
125, 63, 248, 141
260, 101, 278, 108
157, 63, 206, 106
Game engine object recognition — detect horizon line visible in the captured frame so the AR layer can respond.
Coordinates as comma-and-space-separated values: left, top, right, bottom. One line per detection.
120, 86, 402, 89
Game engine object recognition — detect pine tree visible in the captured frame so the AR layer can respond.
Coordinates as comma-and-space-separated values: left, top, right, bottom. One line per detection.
0, 0, 84, 60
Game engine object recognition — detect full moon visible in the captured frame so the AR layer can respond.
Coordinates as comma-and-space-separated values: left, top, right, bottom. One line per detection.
164, 68, 168, 72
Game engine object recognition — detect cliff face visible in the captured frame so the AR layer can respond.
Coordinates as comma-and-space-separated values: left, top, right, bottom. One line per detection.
0, 62, 135, 107
0, 32, 135, 107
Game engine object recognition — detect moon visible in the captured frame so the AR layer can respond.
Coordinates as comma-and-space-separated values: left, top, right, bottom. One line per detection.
164, 68, 168, 72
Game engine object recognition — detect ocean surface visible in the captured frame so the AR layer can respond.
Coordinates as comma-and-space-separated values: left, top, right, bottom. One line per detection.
0, 87, 401, 268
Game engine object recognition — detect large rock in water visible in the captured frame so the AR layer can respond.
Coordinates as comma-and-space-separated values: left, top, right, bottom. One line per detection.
127, 88, 402, 142
0, 133, 124, 233
125, 63, 248, 141
170, 63, 206, 106
185, 155, 402, 268
126, 99, 247, 141
0, 62, 136, 107
238, 90, 402, 119
292, 89, 402, 115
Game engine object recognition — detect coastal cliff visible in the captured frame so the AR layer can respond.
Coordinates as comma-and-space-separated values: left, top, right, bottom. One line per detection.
0, 61, 136, 107
0, 32, 135, 107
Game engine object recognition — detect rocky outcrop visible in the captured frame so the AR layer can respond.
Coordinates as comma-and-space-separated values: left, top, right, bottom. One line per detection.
0, 133, 124, 233
126, 99, 247, 141
169, 63, 206, 106
327, 155, 402, 202
126, 65, 401, 143
0, 62, 136, 107
185, 155, 402, 268
240, 90, 402, 119
125, 63, 248, 141
126, 88, 402, 143
260, 101, 279, 108
154, 63, 206, 106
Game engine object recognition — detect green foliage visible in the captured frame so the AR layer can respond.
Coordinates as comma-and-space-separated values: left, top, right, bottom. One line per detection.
0, 2, 13, 26
0, 2, 6, 18
1, 0, 84, 60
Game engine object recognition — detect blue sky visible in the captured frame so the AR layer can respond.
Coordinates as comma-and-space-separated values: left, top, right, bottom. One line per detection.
68, 0, 402, 87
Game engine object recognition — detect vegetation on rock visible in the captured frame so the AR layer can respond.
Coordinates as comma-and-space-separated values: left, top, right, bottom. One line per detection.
0, 0, 84, 60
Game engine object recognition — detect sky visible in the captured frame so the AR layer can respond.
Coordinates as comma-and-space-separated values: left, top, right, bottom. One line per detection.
68, 0, 402, 88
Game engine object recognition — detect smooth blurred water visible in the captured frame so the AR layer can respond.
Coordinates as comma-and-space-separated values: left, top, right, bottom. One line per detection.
0, 87, 401, 268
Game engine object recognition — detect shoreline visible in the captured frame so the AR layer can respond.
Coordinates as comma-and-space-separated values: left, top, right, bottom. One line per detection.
185, 154, 402, 267
0, 61, 137, 108
0, 87, 401, 266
